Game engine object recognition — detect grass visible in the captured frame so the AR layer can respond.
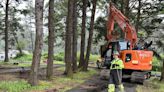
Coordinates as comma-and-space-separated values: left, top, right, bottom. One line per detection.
0, 67, 98, 92
89, 54, 99, 62
13, 54, 33, 62
137, 78, 164, 92
54, 61, 65, 65
51, 68, 98, 92
77, 52, 99, 62
0, 59, 64, 68
0, 80, 52, 92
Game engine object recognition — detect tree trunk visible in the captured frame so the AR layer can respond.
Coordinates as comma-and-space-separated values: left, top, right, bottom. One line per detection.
28, 0, 44, 86
160, 59, 164, 82
4, 0, 9, 62
47, 0, 55, 79
78, 0, 87, 69
30, 31, 34, 52
72, 0, 78, 72
12, 33, 23, 55
84, 0, 97, 71
65, 0, 74, 77
135, 0, 141, 33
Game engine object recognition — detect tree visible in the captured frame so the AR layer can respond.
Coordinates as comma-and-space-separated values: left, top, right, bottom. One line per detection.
135, 0, 141, 33
64, 0, 74, 77
4, 0, 9, 62
9, 7, 26, 55
28, 0, 44, 86
78, 0, 87, 69
124, 0, 129, 18
72, 0, 78, 72
84, 0, 97, 71
47, 0, 55, 79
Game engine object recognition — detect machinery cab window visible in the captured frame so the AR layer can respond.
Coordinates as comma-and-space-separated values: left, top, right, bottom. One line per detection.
125, 53, 131, 62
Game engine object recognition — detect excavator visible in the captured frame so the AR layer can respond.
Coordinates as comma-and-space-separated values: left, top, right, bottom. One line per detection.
97, 2, 153, 82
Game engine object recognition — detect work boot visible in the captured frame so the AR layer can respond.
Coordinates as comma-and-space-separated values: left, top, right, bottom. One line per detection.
108, 84, 115, 92
118, 84, 124, 92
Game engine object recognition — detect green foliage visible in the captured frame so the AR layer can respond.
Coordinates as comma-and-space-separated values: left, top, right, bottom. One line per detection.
13, 54, 33, 62
42, 52, 64, 61
152, 56, 162, 71
77, 52, 99, 62
42, 53, 48, 59
54, 52, 64, 61
94, 16, 107, 43
89, 54, 99, 62
16, 40, 26, 51
54, 61, 65, 65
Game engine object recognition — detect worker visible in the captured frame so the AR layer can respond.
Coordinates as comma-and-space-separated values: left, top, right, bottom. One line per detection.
108, 51, 124, 92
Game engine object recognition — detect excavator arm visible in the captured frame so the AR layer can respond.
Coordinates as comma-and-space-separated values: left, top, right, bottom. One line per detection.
107, 3, 137, 49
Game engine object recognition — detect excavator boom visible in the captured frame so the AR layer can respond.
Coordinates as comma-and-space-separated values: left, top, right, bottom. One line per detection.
107, 3, 137, 49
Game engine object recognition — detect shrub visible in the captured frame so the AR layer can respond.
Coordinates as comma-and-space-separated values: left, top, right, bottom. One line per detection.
152, 65, 162, 71
77, 52, 99, 62
54, 52, 64, 61
89, 54, 99, 62
13, 54, 32, 62
42, 53, 48, 59
152, 56, 162, 71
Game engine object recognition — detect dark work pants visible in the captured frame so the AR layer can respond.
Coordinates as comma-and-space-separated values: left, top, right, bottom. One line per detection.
109, 69, 122, 85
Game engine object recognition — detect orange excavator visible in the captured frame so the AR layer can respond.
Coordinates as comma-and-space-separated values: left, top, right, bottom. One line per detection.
97, 3, 153, 82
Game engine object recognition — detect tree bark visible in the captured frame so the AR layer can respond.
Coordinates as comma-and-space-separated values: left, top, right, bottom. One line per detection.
28, 0, 44, 86
65, 0, 74, 77
135, 0, 141, 33
84, 0, 97, 71
72, 0, 78, 72
78, 0, 87, 69
47, 0, 55, 79
4, 0, 9, 62
160, 59, 164, 81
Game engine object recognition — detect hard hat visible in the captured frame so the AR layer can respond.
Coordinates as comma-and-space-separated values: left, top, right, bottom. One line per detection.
113, 51, 119, 55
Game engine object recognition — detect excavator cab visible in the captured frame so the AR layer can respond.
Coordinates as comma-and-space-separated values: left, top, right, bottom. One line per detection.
97, 41, 130, 68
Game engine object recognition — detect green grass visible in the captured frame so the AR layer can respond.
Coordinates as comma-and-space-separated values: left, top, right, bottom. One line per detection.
0, 65, 98, 92
89, 54, 99, 62
12, 54, 33, 62
137, 78, 164, 92
54, 61, 65, 65
51, 68, 98, 92
0, 80, 52, 92
77, 52, 99, 62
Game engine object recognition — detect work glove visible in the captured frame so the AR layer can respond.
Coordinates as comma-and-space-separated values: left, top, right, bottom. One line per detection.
112, 64, 119, 68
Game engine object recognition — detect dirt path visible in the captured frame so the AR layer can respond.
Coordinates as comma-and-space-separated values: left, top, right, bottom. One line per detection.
67, 75, 137, 92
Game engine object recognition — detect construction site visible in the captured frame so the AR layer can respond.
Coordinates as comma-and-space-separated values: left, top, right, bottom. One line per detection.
0, 0, 163, 92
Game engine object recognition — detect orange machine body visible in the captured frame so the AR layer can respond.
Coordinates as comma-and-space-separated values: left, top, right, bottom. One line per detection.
120, 50, 153, 71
